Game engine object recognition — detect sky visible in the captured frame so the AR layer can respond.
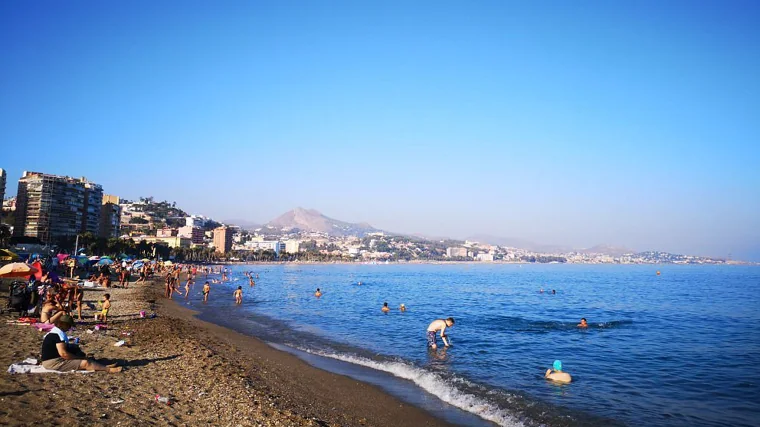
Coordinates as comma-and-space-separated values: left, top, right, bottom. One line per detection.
1, 1, 759, 260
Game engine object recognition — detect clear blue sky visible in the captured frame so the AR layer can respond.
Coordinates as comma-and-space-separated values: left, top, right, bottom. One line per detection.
1, 1, 758, 260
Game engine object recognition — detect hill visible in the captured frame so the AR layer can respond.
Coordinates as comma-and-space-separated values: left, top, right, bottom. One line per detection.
266, 208, 381, 237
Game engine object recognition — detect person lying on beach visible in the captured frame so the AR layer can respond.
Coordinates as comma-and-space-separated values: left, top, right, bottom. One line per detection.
315, 288, 322, 297
203, 281, 210, 302
426, 318, 454, 349
545, 360, 572, 383
40, 315, 121, 373
234, 286, 243, 304
578, 318, 588, 328
382, 302, 390, 313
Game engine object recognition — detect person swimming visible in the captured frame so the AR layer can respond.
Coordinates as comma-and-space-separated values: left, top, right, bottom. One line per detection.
381, 302, 390, 313
399, 303, 406, 312
578, 318, 588, 328
545, 360, 572, 383
315, 288, 322, 297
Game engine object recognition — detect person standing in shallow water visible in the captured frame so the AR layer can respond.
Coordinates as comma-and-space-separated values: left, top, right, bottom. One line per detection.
426, 318, 454, 349
315, 288, 322, 297
203, 281, 210, 302
234, 286, 243, 304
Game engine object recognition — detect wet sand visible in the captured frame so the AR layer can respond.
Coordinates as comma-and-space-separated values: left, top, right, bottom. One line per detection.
0, 278, 450, 426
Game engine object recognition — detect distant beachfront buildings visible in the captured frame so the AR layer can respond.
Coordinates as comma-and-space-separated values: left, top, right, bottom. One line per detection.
99, 194, 121, 239
213, 226, 233, 254
13, 171, 112, 243
446, 247, 468, 258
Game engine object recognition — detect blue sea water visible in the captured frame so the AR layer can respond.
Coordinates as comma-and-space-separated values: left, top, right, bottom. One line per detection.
183, 264, 760, 427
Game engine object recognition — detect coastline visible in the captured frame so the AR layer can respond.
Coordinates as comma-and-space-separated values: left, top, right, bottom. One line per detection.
0, 278, 451, 427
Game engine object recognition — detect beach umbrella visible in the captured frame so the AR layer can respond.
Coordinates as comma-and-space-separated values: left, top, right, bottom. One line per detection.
75, 255, 89, 265
164, 260, 173, 266
56, 254, 70, 262
0, 263, 38, 278
100, 256, 113, 260
0, 249, 20, 262
97, 258, 114, 265
89, 256, 100, 261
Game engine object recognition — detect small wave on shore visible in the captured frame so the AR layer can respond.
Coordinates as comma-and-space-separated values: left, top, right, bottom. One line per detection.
302, 348, 527, 427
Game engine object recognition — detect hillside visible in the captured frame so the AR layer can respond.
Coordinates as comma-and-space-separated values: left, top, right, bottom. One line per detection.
266, 208, 381, 237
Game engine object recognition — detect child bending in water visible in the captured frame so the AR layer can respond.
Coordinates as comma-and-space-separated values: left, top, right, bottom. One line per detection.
426, 317, 454, 349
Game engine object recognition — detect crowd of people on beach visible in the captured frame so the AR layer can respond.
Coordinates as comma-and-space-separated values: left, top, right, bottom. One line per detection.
8, 255, 578, 383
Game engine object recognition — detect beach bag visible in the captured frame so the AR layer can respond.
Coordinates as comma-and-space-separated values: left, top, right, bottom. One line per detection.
8, 281, 30, 312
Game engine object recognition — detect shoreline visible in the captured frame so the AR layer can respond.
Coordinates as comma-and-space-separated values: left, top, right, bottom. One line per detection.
0, 278, 451, 426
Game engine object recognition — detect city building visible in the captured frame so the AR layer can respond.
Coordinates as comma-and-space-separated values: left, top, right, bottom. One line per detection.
244, 240, 285, 255
0, 168, 6, 204
446, 247, 468, 258
82, 182, 103, 235
1, 196, 15, 212
99, 194, 121, 238
284, 240, 300, 254
156, 228, 178, 237
178, 225, 204, 244
186, 215, 209, 228
13, 171, 102, 243
213, 226, 233, 254
476, 252, 494, 262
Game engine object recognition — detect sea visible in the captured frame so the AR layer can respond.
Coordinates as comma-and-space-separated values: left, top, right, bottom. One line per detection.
180, 263, 760, 427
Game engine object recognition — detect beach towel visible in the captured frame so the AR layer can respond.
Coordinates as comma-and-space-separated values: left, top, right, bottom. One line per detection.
7, 358, 92, 374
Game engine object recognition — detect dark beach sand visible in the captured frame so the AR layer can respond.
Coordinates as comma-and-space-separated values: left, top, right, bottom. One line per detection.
0, 278, 450, 426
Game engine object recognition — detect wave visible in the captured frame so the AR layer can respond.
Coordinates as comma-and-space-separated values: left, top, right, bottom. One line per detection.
300, 348, 526, 427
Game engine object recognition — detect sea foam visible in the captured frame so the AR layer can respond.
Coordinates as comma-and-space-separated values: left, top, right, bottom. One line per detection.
302, 349, 526, 427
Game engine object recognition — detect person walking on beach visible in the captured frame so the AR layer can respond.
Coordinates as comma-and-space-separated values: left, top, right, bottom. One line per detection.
426, 318, 455, 349
203, 281, 210, 302
234, 286, 243, 304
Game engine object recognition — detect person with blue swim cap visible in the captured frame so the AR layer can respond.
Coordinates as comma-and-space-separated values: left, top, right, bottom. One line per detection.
545, 360, 572, 383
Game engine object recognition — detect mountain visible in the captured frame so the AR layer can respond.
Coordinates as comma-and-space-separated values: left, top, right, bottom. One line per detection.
266, 208, 381, 237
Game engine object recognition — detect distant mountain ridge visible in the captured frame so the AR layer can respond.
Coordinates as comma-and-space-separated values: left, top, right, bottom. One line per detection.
266, 208, 381, 237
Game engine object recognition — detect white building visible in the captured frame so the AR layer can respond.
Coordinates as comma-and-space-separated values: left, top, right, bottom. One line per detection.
185, 215, 209, 228
446, 247, 468, 258
244, 240, 285, 255
284, 240, 300, 254
476, 252, 494, 262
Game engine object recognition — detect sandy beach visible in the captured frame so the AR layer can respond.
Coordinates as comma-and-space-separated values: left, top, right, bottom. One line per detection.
0, 278, 449, 427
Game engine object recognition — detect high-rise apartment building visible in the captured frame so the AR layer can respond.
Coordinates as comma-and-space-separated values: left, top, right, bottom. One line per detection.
213, 226, 233, 254
99, 194, 121, 238
82, 182, 103, 235
0, 168, 6, 204
13, 171, 101, 243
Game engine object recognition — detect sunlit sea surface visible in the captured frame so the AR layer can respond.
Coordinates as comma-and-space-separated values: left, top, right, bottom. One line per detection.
183, 264, 760, 427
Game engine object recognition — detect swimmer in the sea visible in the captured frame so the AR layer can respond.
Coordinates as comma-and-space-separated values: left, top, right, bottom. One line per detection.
315, 288, 322, 297
399, 303, 406, 312
578, 318, 588, 328
426, 318, 454, 349
552, 289, 556, 295
545, 360, 572, 383
382, 302, 390, 313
